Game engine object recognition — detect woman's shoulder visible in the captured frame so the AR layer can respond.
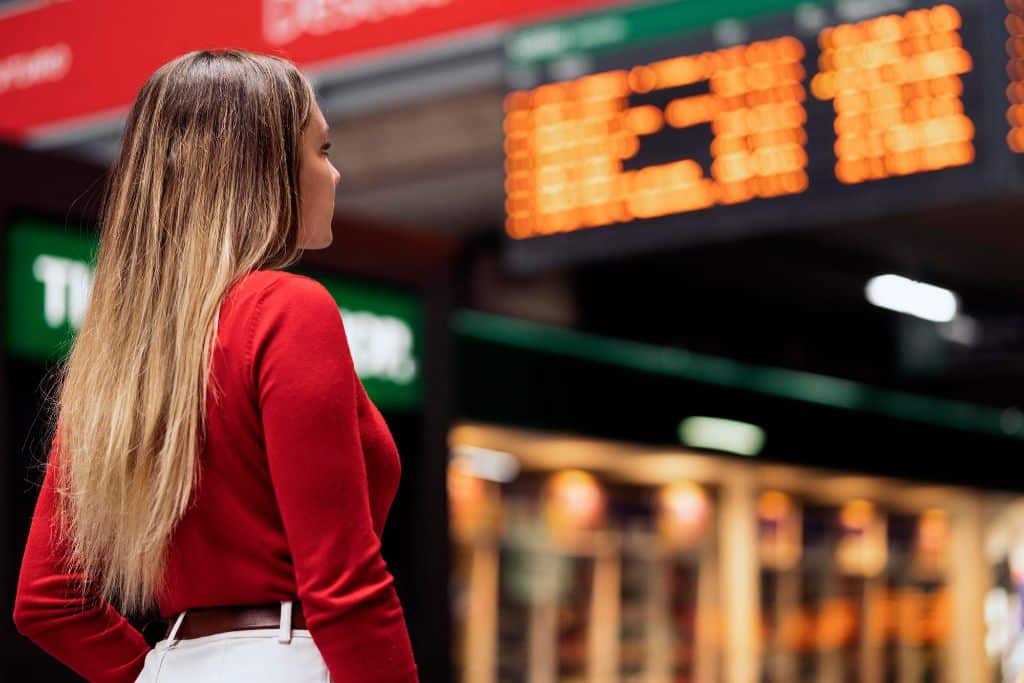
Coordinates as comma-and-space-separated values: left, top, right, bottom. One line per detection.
221, 271, 337, 341
231, 269, 331, 304
229, 270, 343, 362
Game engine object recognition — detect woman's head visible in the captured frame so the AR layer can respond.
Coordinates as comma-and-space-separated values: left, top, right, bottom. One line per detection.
108, 48, 338, 264
47, 49, 340, 617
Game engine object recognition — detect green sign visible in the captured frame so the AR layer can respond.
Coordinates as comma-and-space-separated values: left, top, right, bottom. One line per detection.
506, 0, 838, 66
6, 219, 97, 362
5, 218, 423, 411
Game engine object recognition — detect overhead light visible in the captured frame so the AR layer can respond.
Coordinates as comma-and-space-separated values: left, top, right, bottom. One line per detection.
450, 445, 521, 483
678, 416, 765, 456
865, 274, 958, 323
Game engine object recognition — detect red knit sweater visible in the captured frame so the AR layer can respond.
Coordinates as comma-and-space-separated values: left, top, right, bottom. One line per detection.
12, 269, 420, 683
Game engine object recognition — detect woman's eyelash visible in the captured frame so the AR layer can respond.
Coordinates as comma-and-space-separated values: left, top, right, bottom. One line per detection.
321, 142, 332, 153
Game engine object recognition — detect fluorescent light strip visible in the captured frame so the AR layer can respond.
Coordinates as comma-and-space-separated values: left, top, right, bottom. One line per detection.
450, 445, 521, 483
678, 416, 765, 456
865, 274, 958, 323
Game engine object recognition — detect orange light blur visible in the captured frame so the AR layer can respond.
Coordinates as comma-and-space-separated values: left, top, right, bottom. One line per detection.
1009, 0, 1024, 152
816, 597, 859, 648
917, 507, 950, 555
447, 459, 484, 513
656, 481, 712, 545
542, 469, 606, 534
836, 499, 888, 577
840, 499, 875, 530
624, 105, 664, 135
758, 490, 802, 570
503, 36, 809, 238
813, 5, 975, 183
772, 586, 950, 652
757, 490, 792, 523
447, 459, 498, 542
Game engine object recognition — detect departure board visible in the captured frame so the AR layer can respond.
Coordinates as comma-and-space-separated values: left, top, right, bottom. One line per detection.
502, 0, 1015, 271
1010, 0, 1024, 151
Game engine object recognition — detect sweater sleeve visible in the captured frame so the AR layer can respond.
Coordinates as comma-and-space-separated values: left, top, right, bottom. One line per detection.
250, 274, 419, 683
12, 425, 151, 683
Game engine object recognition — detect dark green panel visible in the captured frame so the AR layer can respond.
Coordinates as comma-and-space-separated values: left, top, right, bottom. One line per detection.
6, 218, 97, 362
507, 0, 842, 65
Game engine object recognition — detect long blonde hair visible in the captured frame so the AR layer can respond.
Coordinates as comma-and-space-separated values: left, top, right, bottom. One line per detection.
43, 49, 316, 617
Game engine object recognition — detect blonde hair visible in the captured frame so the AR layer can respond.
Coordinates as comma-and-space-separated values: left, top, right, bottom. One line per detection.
43, 48, 316, 616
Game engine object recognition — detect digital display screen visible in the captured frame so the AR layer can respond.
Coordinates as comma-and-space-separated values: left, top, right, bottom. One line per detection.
503, 0, 1016, 271
1009, 0, 1024, 152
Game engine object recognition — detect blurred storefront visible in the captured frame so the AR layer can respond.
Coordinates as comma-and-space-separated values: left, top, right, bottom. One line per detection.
445, 309, 1024, 683
447, 423, 985, 683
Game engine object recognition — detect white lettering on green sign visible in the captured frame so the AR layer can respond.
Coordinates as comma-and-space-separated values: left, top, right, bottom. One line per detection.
8, 219, 423, 411
33, 254, 93, 330
339, 306, 417, 386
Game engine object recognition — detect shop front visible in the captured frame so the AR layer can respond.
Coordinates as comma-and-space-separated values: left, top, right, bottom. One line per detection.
446, 312, 1021, 683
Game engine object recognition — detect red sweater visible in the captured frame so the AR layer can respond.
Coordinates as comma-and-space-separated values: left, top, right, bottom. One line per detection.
13, 269, 420, 683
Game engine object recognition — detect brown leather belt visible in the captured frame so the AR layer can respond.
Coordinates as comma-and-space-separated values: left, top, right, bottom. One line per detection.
165, 602, 306, 640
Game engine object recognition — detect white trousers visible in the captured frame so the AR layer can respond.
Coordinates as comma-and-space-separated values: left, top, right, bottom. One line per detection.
134, 600, 332, 682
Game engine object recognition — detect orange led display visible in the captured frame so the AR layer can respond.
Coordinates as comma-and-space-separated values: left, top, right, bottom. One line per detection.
811, 5, 976, 184
505, 3, 985, 241
503, 37, 809, 239
1009, 0, 1024, 152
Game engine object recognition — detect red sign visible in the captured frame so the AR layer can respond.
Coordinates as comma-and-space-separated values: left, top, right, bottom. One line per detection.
0, 0, 620, 142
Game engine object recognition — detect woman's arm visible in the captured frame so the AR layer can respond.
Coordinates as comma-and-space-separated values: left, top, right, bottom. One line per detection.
250, 273, 419, 683
12, 427, 151, 683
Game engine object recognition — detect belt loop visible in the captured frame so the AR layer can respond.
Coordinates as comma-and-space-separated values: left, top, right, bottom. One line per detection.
278, 599, 293, 644
166, 610, 187, 647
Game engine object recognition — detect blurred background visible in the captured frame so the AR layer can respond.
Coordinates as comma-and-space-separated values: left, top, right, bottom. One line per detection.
2, 0, 1024, 681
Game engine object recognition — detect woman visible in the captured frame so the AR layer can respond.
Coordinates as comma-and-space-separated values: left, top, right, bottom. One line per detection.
11, 49, 420, 683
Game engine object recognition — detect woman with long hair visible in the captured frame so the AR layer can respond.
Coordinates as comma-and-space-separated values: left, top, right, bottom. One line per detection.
12, 49, 419, 682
